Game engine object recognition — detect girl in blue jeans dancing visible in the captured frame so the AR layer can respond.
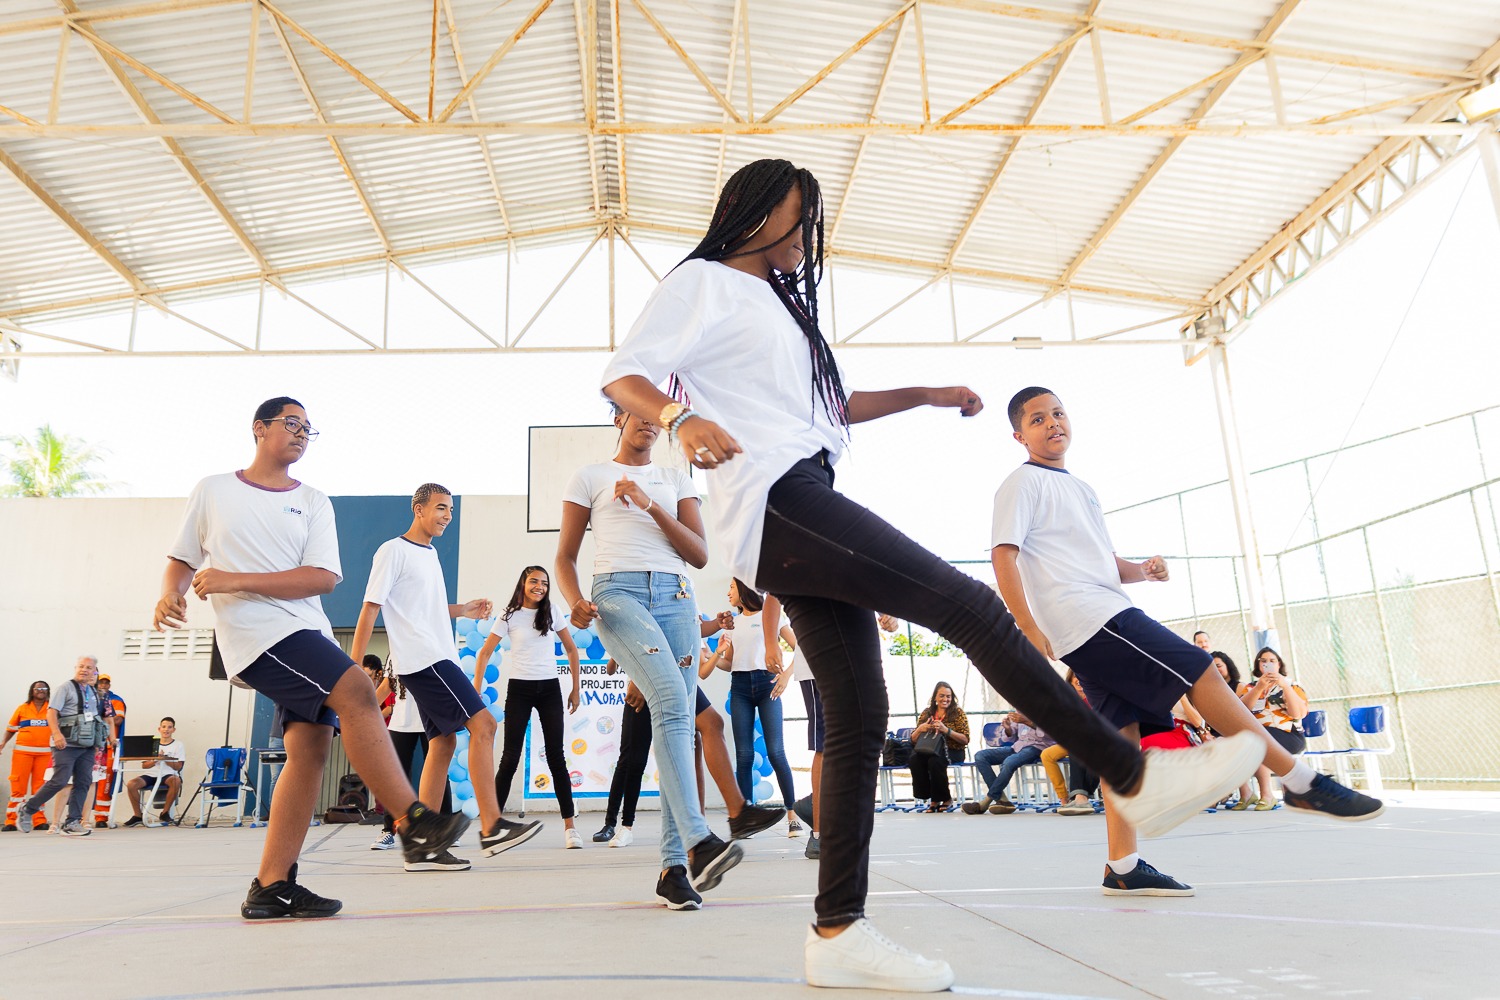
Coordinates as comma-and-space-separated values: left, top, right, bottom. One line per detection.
702, 578, 801, 836
554, 403, 743, 911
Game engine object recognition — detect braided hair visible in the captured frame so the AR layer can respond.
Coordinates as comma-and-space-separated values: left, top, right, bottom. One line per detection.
680, 158, 848, 429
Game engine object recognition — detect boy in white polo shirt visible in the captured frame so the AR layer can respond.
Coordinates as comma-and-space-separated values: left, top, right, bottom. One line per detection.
352, 483, 542, 870
991, 387, 1383, 895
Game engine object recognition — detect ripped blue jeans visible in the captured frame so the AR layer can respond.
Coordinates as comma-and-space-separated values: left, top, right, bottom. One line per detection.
591, 571, 709, 869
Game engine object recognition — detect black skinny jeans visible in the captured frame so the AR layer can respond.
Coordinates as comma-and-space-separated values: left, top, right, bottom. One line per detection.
908, 748, 954, 803
495, 678, 575, 819
605, 700, 653, 827
382, 729, 453, 833
755, 455, 1144, 928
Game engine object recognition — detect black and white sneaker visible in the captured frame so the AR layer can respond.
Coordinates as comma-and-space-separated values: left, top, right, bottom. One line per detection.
399, 804, 470, 867
655, 865, 702, 910
688, 833, 743, 893
728, 803, 783, 840
591, 824, 616, 844
122, 816, 144, 828
479, 816, 543, 857
804, 833, 821, 860
1101, 859, 1194, 896
60, 819, 91, 837
241, 863, 343, 919
405, 849, 471, 872
1283, 772, 1385, 821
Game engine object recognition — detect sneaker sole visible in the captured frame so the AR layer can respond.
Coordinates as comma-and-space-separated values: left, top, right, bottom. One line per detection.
481, 821, 542, 857
691, 842, 744, 892
655, 892, 701, 911
404, 862, 472, 872
609, 838, 632, 848
730, 811, 783, 840
1101, 885, 1196, 897
805, 960, 955, 992
1284, 800, 1385, 822
1118, 731, 1264, 839
241, 903, 343, 920
370, 843, 397, 851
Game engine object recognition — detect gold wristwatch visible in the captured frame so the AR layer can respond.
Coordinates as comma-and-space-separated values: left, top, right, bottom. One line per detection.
658, 401, 688, 430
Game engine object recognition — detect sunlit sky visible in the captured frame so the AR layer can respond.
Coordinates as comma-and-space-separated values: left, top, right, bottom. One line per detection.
3, 150, 1497, 590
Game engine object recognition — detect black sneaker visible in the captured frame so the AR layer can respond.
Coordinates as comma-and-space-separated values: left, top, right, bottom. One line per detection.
33, 822, 50, 832
479, 816, 542, 857
728, 803, 783, 840
655, 865, 702, 910
1101, 859, 1194, 897
405, 849, 471, 872
94, 820, 109, 829
792, 794, 814, 827
1, 824, 15, 832
1283, 773, 1384, 821
804, 833, 820, 860
687, 833, 743, 893
399, 804, 470, 866
592, 823, 616, 843
241, 863, 343, 919
122, 816, 143, 828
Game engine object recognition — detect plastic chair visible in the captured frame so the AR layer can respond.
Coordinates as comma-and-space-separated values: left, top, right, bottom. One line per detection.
1302, 705, 1393, 793
195, 748, 253, 828
137, 772, 183, 827
877, 728, 917, 812
1301, 709, 1327, 739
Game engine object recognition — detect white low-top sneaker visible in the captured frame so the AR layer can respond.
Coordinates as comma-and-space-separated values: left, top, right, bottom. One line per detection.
564, 828, 583, 849
1113, 730, 1264, 839
610, 827, 634, 848
804, 918, 954, 992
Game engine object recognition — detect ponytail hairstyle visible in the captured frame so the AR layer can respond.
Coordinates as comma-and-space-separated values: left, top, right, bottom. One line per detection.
502, 565, 556, 635
679, 158, 847, 430
731, 577, 764, 614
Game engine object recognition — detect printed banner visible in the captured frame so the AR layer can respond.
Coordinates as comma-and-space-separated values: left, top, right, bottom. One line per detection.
524, 659, 659, 800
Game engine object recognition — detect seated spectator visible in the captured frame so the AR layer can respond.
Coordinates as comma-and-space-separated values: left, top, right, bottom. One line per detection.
908, 682, 970, 812
962, 710, 1053, 815
1037, 672, 1097, 816
1233, 648, 1308, 811
123, 718, 185, 827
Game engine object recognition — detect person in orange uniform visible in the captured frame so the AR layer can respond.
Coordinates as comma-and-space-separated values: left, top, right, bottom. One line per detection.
3, 681, 55, 831
92, 674, 128, 828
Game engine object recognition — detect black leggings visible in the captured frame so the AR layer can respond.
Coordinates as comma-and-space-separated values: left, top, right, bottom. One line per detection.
604, 700, 653, 827
908, 748, 955, 803
495, 679, 575, 819
383, 729, 453, 832
755, 456, 1143, 927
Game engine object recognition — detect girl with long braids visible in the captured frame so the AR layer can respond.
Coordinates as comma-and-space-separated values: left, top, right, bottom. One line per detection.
472, 566, 582, 848
600, 158, 1264, 990
554, 403, 747, 911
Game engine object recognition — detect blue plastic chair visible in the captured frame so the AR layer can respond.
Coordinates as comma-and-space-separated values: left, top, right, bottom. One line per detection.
877, 728, 917, 812
195, 747, 253, 828
1302, 709, 1327, 739
1350, 706, 1385, 735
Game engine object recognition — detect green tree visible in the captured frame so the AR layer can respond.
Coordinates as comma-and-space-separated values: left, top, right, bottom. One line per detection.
887, 629, 958, 658
2, 424, 110, 497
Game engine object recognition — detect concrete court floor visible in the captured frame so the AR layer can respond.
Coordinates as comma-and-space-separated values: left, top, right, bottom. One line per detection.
1, 794, 1494, 1000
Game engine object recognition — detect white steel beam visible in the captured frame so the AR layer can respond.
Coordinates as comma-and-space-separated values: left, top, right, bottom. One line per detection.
436, 0, 555, 122
629, 0, 743, 122
757, 3, 913, 123
259, 1, 420, 122
829, 12, 910, 242
440, 0, 516, 237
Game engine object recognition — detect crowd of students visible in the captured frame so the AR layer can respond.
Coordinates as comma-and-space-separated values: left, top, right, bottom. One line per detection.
0, 156, 1386, 993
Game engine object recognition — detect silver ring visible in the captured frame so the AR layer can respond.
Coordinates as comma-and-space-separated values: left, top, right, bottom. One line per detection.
695, 447, 711, 455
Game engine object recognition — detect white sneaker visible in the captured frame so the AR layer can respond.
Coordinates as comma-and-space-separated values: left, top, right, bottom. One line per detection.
370, 831, 397, 851
564, 828, 583, 850
805, 918, 954, 992
610, 827, 633, 848
1113, 730, 1264, 839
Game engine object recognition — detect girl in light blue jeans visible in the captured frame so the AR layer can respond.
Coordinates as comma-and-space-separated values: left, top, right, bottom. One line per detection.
554, 404, 742, 910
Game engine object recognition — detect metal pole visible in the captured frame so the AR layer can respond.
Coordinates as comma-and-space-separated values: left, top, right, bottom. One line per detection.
1471, 491, 1500, 635
1207, 338, 1275, 647
907, 621, 919, 722
1177, 492, 1199, 625
1477, 126, 1500, 235
1363, 527, 1417, 787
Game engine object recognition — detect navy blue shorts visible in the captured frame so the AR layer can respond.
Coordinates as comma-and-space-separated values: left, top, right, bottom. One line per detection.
1061, 608, 1211, 733
403, 660, 487, 739
800, 679, 825, 752
695, 685, 710, 717
238, 630, 349, 736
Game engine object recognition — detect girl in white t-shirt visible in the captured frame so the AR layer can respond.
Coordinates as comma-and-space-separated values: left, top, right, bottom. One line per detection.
599, 158, 1234, 990
702, 579, 800, 835
472, 566, 582, 848
555, 403, 744, 911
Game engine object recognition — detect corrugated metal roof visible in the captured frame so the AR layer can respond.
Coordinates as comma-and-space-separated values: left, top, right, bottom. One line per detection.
1, 0, 1497, 347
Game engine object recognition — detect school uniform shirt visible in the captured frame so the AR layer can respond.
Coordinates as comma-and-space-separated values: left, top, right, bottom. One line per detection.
726, 612, 770, 672
491, 604, 569, 682
143, 738, 186, 779
388, 690, 426, 734
168, 472, 343, 676
790, 646, 813, 683
990, 463, 1132, 658
1238, 681, 1309, 733
6, 702, 52, 752
601, 259, 848, 585
562, 461, 699, 575
365, 537, 458, 676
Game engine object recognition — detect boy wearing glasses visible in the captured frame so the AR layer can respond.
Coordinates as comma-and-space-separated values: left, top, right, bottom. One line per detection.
154, 397, 467, 919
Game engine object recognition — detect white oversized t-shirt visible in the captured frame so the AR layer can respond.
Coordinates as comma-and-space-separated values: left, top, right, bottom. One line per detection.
168, 472, 342, 676
725, 612, 770, 673
365, 537, 458, 676
492, 603, 569, 682
600, 259, 848, 585
562, 461, 698, 575
388, 689, 425, 734
144, 738, 186, 779
991, 463, 1132, 657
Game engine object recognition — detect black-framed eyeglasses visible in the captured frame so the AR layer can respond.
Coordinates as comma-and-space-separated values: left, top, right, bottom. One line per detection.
263, 416, 320, 441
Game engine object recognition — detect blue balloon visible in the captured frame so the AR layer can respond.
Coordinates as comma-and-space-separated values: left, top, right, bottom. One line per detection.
484, 663, 499, 684
587, 637, 606, 660
459, 648, 477, 663
753, 736, 767, 756
487, 702, 505, 722
758, 759, 773, 777
454, 729, 470, 747
453, 782, 473, 801
460, 797, 480, 819
754, 779, 774, 803
477, 617, 495, 636
499, 636, 511, 651
483, 686, 499, 705
753, 752, 765, 771
448, 761, 468, 782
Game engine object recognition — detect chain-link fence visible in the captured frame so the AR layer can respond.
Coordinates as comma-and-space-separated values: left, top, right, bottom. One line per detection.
1104, 405, 1500, 791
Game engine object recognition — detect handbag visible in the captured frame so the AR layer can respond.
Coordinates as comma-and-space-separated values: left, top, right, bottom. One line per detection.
881, 732, 913, 767
911, 729, 945, 757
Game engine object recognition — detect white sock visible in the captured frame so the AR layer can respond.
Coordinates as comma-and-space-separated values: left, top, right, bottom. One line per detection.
1108, 853, 1139, 874
1280, 761, 1317, 794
